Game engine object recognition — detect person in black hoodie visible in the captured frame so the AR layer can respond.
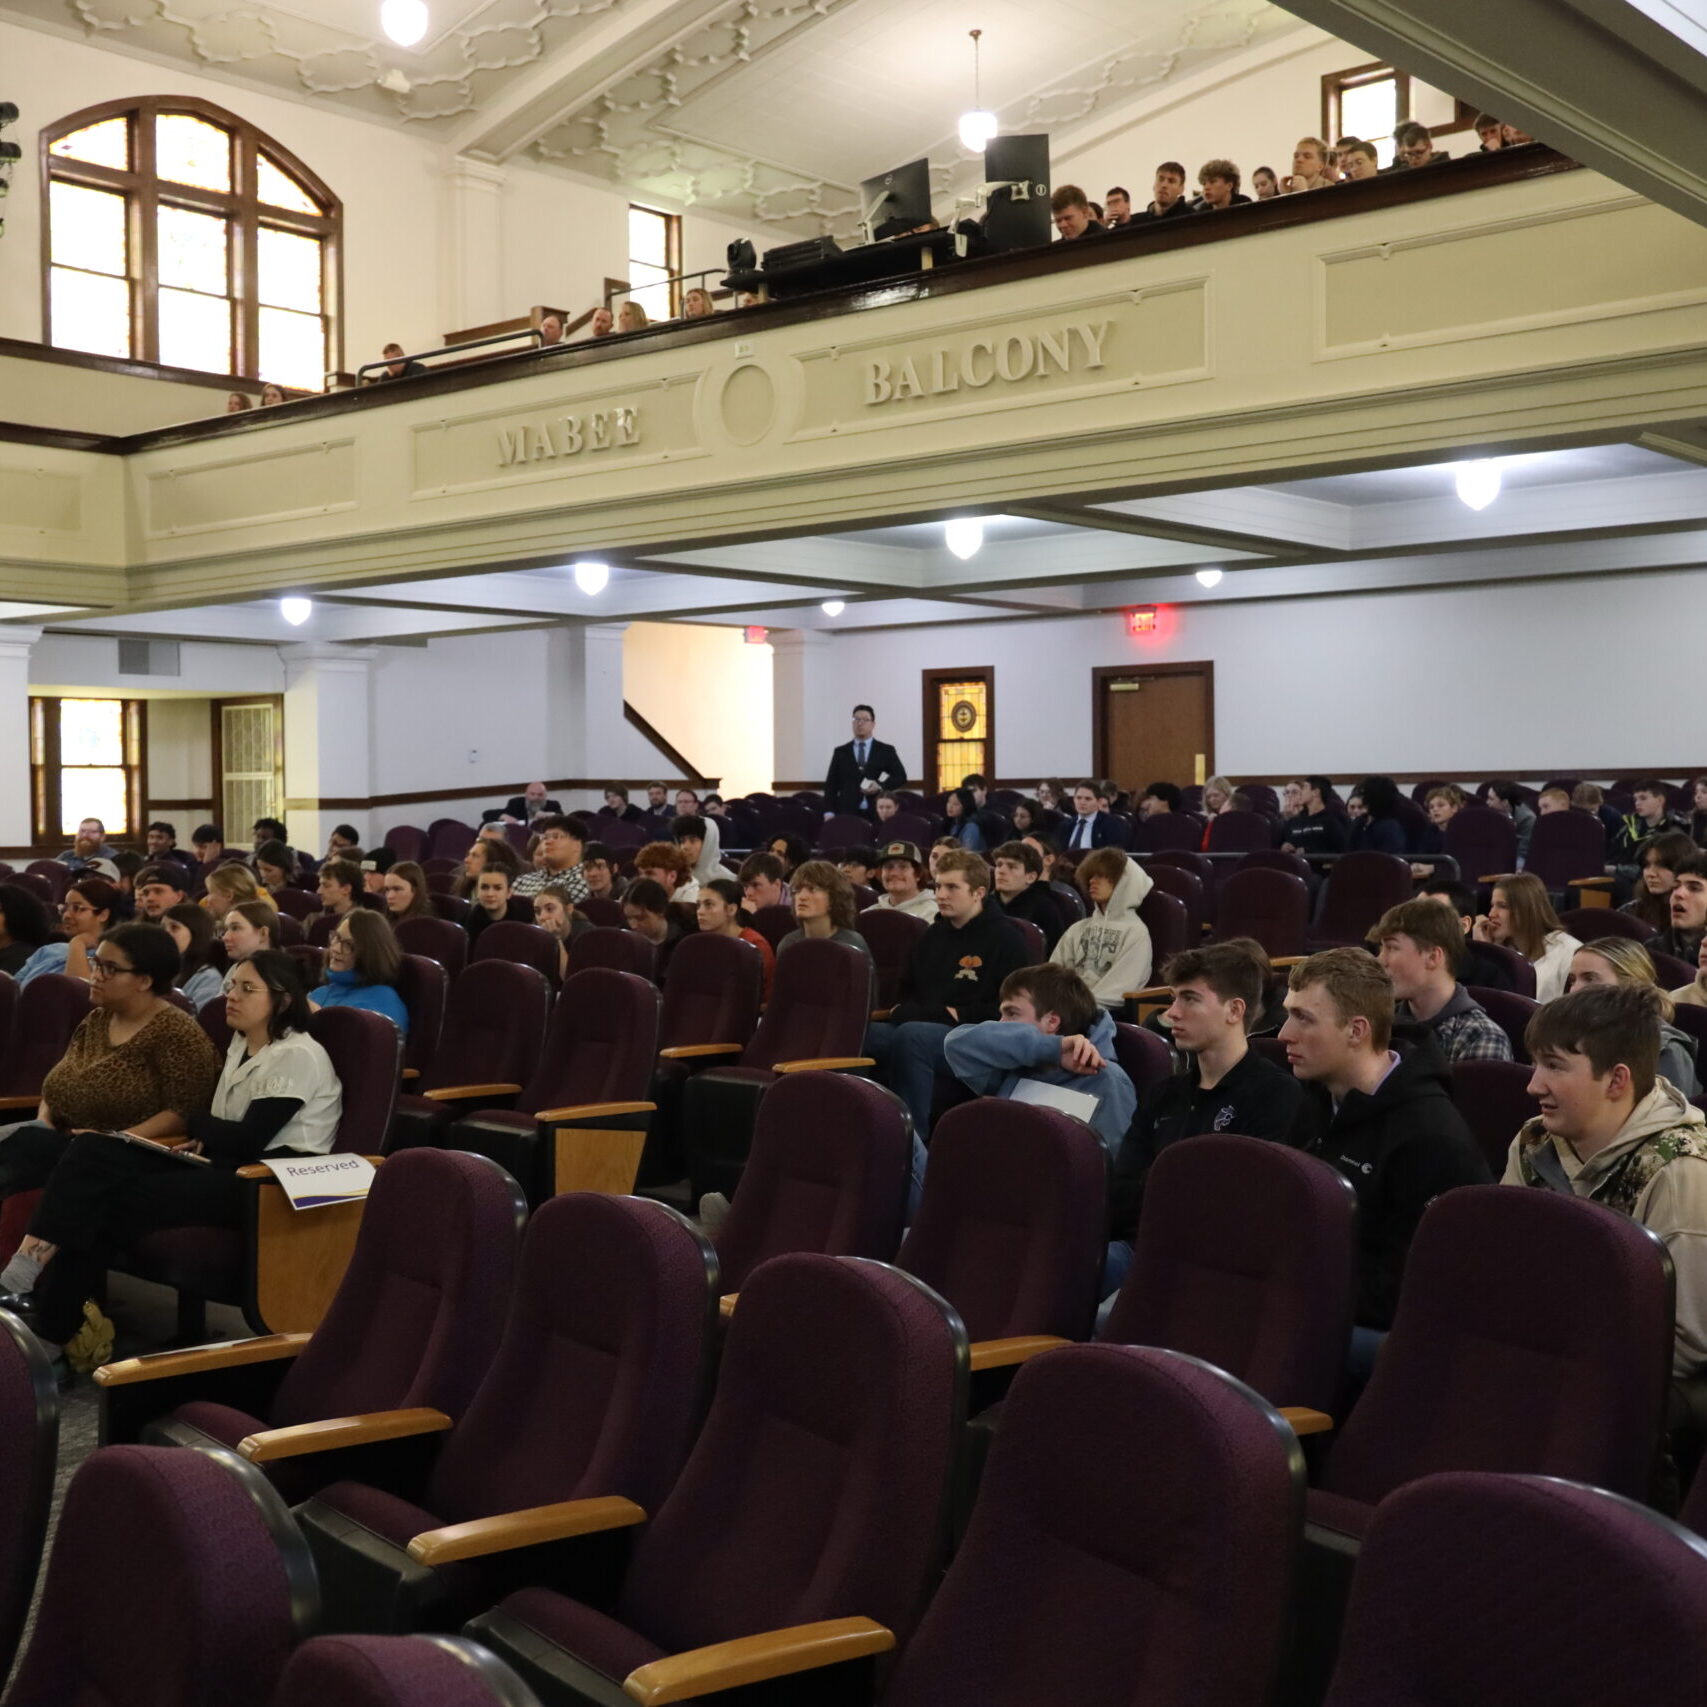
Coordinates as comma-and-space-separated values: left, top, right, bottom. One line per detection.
991, 840, 1066, 950
1280, 948, 1489, 1349
868, 848, 1030, 1179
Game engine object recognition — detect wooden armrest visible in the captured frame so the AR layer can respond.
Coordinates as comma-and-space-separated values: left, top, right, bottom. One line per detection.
95, 1332, 310, 1387
535, 1100, 656, 1123
401, 1068, 419, 1081
0, 1096, 42, 1111
1269, 956, 1306, 969
1280, 1407, 1335, 1437
658, 1044, 744, 1060
968, 1335, 1071, 1373
239, 1406, 452, 1463
870, 1008, 894, 1021
773, 1057, 875, 1075
623, 1618, 896, 1706
422, 1083, 522, 1102
407, 1494, 647, 1567
1568, 876, 1614, 890
718, 1293, 737, 1318
1125, 985, 1173, 1002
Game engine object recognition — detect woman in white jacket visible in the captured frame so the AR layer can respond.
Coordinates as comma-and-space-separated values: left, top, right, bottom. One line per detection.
1049, 846, 1155, 1009
1475, 871, 1581, 1003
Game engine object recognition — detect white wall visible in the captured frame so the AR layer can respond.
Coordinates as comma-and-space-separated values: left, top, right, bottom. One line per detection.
144, 698, 213, 806
623, 622, 774, 796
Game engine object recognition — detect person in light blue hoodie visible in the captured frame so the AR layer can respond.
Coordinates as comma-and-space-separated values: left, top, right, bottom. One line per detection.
309, 910, 409, 1035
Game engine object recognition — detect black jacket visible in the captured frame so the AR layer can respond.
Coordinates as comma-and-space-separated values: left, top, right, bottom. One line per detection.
893, 895, 1029, 1028
1282, 809, 1349, 856
481, 795, 561, 824
1110, 1047, 1313, 1240
600, 804, 647, 825
998, 882, 1066, 951
1302, 1041, 1490, 1330
824, 739, 907, 815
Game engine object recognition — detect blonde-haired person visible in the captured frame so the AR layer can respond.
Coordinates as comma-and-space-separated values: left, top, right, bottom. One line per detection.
1567, 937, 1700, 1095
617, 300, 649, 334
202, 861, 270, 915
1473, 871, 1581, 1002
1283, 136, 1332, 193
682, 287, 716, 320
1413, 783, 1468, 875
219, 900, 280, 992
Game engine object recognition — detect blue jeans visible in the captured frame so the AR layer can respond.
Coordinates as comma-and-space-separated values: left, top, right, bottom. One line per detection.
866, 1020, 954, 1213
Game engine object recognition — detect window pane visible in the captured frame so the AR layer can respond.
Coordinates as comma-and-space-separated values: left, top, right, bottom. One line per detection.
259, 305, 325, 389
50, 268, 132, 358
155, 113, 232, 193
258, 227, 322, 313
257, 154, 320, 214
1342, 78, 1398, 142
60, 769, 129, 837
49, 117, 131, 171
157, 204, 228, 294
158, 286, 233, 373
50, 182, 128, 275
60, 699, 123, 765
628, 205, 668, 269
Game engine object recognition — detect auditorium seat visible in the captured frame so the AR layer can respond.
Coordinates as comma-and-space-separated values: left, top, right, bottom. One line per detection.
1005, 915, 1046, 966
1442, 804, 1517, 885
273, 912, 307, 946
1144, 863, 1206, 939
817, 812, 875, 849
897, 1099, 1105, 1388
0, 1308, 58, 1684
1136, 888, 1190, 969
747, 902, 796, 952
681, 938, 876, 1205
294, 1194, 716, 1637
1110, 1022, 1173, 1106
464, 1252, 966, 1707
1450, 1058, 1540, 1174
273, 1635, 545, 1707
307, 910, 338, 947
1102, 1135, 1356, 1421
1671, 1002, 1707, 1058
1474, 939, 1537, 996
394, 953, 447, 1083
387, 960, 553, 1152
447, 967, 661, 1205
1131, 812, 1205, 853
1525, 810, 1608, 893
0, 972, 93, 1115
430, 893, 474, 926
1206, 808, 1273, 854
428, 820, 477, 863
1653, 949, 1697, 989
574, 896, 624, 928
715, 1072, 911, 1298
882, 1345, 1303, 1707
1236, 847, 1313, 882
22, 861, 69, 902
1468, 985, 1541, 1062
385, 826, 429, 862
566, 926, 655, 981
1559, 905, 1649, 943
99, 1149, 525, 1504
1324, 1473, 1707, 1707
424, 872, 457, 896
271, 887, 320, 921
886, 812, 939, 848
8, 872, 55, 908
859, 906, 929, 1012
1307, 852, 1413, 949
396, 915, 470, 980
3, 1444, 317, 1707
1214, 867, 1310, 958
469, 920, 560, 985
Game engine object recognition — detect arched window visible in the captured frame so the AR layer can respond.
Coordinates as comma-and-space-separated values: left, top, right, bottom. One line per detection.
41, 96, 341, 389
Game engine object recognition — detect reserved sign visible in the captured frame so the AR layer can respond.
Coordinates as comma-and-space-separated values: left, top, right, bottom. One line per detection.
262, 1153, 377, 1211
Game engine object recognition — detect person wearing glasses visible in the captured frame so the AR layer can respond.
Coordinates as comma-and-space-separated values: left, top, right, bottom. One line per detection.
13, 877, 128, 988
0, 922, 221, 1374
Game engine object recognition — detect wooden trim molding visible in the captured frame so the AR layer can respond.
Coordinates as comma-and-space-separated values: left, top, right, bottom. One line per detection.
622, 703, 712, 783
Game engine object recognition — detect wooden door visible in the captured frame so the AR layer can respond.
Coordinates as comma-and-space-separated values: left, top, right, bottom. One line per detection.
1093, 663, 1213, 796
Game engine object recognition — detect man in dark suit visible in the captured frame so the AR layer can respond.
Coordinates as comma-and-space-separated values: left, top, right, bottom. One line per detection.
824, 704, 907, 816
481, 781, 561, 825
1061, 780, 1122, 851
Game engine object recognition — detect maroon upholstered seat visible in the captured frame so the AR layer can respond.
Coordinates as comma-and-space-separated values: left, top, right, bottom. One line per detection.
383, 826, 429, 862
1136, 889, 1190, 970
0, 973, 88, 1105
469, 921, 561, 985
0, 1310, 57, 1683
1559, 905, 1650, 943
1110, 1022, 1173, 1105
466, 1254, 967, 1706
394, 954, 447, 1083
817, 812, 875, 849
1466, 985, 1540, 1062
1144, 863, 1206, 939
427, 819, 476, 864
1441, 805, 1517, 885
295, 1194, 717, 1635
1308, 853, 1413, 949
566, 927, 656, 982
1131, 812, 1204, 853
883, 1346, 1305, 1707
271, 887, 319, 921
273, 1635, 545, 1707
395, 915, 468, 980
1206, 809, 1273, 854
1214, 867, 1310, 958
4, 1444, 317, 1707
1474, 940, 1537, 996
576, 896, 624, 928
746, 903, 795, 952
859, 906, 929, 1011
1525, 810, 1608, 892
1449, 1058, 1539, 1174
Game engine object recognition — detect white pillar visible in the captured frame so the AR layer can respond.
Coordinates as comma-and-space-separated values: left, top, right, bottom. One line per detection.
545, 623, 629, 813
442, 156, 508, 335
280, 644, 378, 855
0, 629, 42, 849
770, 629, 834, 789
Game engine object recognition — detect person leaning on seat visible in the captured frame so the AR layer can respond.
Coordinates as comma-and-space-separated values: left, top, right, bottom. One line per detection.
0, 948, 339, 1381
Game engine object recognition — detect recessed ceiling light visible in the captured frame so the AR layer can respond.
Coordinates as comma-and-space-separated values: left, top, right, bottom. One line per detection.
821, 599, 846, 618
280, 596, 312, 626
944, 518, 984, 560
1454, 460, 1502, 511
380, 0, 427, 46
1194, 567, 1224, 589
572, 560, 610, 596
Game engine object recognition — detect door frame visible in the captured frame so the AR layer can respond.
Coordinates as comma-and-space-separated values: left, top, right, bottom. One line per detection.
1091, 661, 1215, 783
210, 694, 286, 834
921, 666, 995, 796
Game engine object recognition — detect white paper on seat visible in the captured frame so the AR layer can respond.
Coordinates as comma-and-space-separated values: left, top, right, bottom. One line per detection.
1008, 1079, 1099, 1123
261, 1153, 376, 1210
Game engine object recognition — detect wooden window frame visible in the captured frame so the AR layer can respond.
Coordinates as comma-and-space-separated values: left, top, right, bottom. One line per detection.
921, 666, 995, 797
627, 203, 683, 318
1322, 61, 1479, 144
29, 696, 148, 848
41, 95, 344, 384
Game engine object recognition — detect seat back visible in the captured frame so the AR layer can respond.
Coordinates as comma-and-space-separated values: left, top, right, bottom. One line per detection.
1321, 1186, 1672, 1507
884, 1346, 1304, 1707
716, 1074, 912, 1291
1442, 805, 1518, 883
567, 927, 656, 982
427, 819, 476, 863
1653, 949, 1697, 989
307, 1007, 403, 1153
272, 1149, 526, 1429
748, 903, 796, 952
1476, 940, 1538, 996
1136, 889, 1190, 969
421, 960, 552, 1096
1466, 986, 1541, 1063
576, 896, 625, 928
517, 968, 660, 1116
1105, 1137, 1357, 1416
897, 1099, 1106, 1343
426, 1195, 717, 1525
1206, 809, 1273, 854
0, 1311, 58, 1682
1144, 865, 1204, 940
1313, 852, 1413, 945
1326, 1473, 1707, 1707
1560, 906, 1651, 944
394, 916, 468, 981
1525, 810, 1608, 891
618, 1254, 965, 1656
1131, 812, 1204, 853
392, 955, 446, 1083
428, 893, 472, 925
816, 812, 874, 849
1214, 867, 1310, 958
1110, 1022, 1174, 1105
858, 906, 930, 1010
1005, 915, 1046, 966
383, 826, 428, 862
1449, 1058, 1540, 1175
657, 931, 764, 1052
0, 973, 20, 1068
274, 1635, 545, 1707
743, 938, 873, 1071
6, 1443, 317, 1707
23, 862, 69, 902
1237, 848, 1313, 882
270, 888, 319, 921
0, 974, 89, 1099
470, 921, 561, 984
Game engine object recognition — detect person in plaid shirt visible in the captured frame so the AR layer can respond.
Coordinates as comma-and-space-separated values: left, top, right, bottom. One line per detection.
511, 815, 590, 904
1372, 898, 1513, 1063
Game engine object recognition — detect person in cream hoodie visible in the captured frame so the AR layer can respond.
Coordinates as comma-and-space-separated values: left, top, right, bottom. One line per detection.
1049, 846, 1155, 1009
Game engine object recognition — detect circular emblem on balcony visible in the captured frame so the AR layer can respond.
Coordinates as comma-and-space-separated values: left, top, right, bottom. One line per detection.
718, 361, 777, 447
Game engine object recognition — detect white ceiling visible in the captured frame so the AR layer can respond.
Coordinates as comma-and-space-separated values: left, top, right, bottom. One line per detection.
1261, 443, 1685, 506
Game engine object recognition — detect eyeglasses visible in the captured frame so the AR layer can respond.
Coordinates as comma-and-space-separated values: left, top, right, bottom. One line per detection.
90, 958, 137, 980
